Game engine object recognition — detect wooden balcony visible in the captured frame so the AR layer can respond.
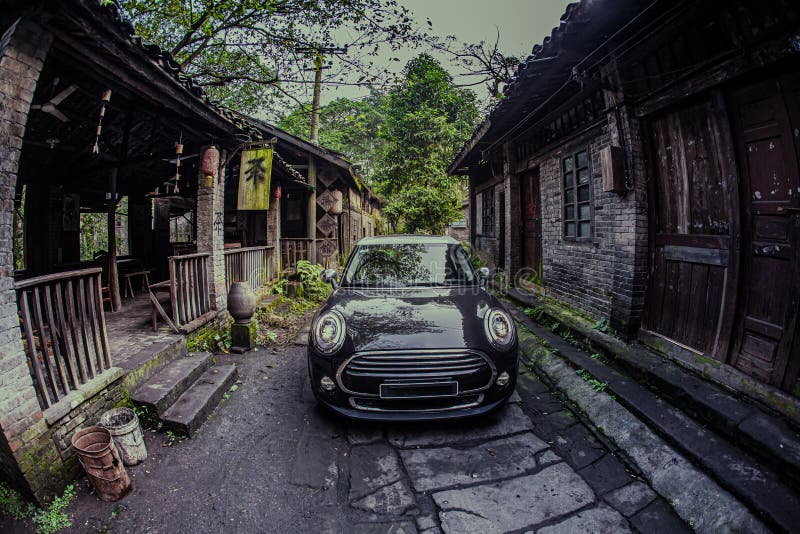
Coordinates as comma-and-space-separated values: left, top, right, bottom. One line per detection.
15, 268, 112, 409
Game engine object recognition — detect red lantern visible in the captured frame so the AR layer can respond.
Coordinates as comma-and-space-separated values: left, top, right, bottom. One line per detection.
273, 184, 282, 199
201, 145, 220, 187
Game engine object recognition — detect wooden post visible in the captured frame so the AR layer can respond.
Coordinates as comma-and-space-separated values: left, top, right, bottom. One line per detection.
107, 168, 121, 311
307, 157, 317, 264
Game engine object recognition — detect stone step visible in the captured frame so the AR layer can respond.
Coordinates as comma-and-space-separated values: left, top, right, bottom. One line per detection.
505, 290, 800, 487
131, 352, 214, 414
508, 306, 800, 533
160, 364, 238, 436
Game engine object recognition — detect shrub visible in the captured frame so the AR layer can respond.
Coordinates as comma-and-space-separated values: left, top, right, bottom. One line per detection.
295, 260, 332, 302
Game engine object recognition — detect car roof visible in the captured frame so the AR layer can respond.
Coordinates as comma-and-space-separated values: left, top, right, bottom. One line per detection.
357, 234, 461, 246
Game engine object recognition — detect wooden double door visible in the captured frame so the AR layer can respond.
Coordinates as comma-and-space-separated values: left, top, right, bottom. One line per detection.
521, 167, 542, 272
645, 73, 800, 392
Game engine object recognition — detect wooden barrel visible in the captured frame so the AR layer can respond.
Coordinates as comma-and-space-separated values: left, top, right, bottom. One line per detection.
100, 407, 147, 466
71, 426, 131, 501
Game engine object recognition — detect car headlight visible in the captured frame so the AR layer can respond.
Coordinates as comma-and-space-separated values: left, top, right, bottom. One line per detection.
484, 308, 515, 349
313, 310, 346, 354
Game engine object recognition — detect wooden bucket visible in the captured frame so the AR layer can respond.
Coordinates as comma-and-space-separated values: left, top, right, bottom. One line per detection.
100, 407, 147, 466
71, 426, 131, 501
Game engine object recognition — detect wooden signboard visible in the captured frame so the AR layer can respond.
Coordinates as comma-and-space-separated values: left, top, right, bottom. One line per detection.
237, 147, 273, 210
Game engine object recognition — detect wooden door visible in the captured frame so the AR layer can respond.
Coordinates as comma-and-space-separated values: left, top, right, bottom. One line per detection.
644, 95, 739, 359
521, 167, 542, 271
728, 76, 800, 390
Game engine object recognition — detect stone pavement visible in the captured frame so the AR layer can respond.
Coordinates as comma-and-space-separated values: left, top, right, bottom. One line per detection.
37, 344, 689, 534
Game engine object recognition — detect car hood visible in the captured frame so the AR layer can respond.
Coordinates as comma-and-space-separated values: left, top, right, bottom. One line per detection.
322, 286, 499, 352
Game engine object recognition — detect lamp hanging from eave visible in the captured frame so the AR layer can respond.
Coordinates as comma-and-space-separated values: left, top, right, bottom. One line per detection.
202, 144, 220, 187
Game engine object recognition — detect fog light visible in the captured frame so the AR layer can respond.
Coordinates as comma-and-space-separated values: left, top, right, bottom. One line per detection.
496, 371, 510, 387
320, 376, 336, 392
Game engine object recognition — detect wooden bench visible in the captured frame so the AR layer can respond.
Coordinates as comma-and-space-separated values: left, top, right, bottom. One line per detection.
121, 269, 153, 299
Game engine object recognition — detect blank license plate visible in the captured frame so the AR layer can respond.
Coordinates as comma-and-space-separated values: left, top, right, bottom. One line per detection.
379, 381, 458, 399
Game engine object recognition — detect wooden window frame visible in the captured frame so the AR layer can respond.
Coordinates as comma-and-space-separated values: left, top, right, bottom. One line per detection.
562, 148, 593, 241
481, 187, 495, 236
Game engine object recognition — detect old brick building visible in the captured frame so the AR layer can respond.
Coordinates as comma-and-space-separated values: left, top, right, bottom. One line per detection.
450, 0, 800, 403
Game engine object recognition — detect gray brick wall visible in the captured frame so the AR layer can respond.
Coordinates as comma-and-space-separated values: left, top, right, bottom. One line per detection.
0, 17, 66, 501
197, 151, 228, 310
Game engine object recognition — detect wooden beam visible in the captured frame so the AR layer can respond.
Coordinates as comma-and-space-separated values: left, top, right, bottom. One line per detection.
107, 168, 121, 311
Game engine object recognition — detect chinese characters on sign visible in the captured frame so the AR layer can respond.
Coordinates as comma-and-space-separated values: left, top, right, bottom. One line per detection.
237, 146, 273, 210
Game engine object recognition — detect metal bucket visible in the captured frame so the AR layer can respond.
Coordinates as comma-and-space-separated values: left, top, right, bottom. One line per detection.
71, 426, 131, 502
100, 407, 147, 466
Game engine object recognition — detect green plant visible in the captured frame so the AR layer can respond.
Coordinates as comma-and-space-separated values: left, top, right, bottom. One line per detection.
295, 260, 332, 303
0, 483, 35, 520
1, 483, 76, 534
187, 321, 232, 353
31, 485, 75, 534
524, 306, 546, 323
575, 369, 608, 393
593, 318, 609, 333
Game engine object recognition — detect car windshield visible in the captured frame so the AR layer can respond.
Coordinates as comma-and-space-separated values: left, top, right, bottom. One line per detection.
341, 242, 477, 288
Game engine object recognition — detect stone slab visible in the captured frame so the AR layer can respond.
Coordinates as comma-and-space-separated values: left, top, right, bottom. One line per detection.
630, 499, 691, 534
347, 423, 384, 446
351, 479, 416, 516
603, 482, 657, 517
400, 432, 547, 491
291, 433, 340, 489
578, 454, 632, 496
159, 364, 237, 436
349, 443, 404, 500
132, 352, 213, 413
353, 520, 417, 534
433, 463, 595, 533
388, 403, 533, 448
537, 504, 631, 534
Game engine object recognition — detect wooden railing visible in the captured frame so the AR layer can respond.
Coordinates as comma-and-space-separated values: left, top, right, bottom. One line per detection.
224, 246, 275, 292
280, 238, 311, 270
168, 252, 212, 329
15, 268, 111, 409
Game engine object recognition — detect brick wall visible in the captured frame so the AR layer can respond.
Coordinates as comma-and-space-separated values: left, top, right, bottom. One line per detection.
197, 150, 228, 310
0, 17, 66, 501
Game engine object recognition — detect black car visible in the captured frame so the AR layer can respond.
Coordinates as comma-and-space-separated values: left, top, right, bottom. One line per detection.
307, 235, 518, 421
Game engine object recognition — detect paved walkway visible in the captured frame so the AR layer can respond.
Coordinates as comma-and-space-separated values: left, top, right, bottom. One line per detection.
57, 344, 687, 533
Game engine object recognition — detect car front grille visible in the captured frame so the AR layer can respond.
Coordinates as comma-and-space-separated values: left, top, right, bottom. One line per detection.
337, 349, 495, 397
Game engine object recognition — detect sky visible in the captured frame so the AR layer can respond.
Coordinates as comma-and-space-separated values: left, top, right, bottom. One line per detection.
316, 0, 573, 106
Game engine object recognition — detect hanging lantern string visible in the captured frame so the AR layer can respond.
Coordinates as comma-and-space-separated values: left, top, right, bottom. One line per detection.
91, 89, 112, 155
174, 130, 183, 194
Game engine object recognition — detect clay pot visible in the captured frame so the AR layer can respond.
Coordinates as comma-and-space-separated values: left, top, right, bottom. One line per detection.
227, 282, 256, 324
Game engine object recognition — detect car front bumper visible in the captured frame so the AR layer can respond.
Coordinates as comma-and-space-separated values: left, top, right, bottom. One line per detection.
308, 348, 518, 422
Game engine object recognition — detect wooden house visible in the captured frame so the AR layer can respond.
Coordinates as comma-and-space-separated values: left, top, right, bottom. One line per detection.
449, 0, 800, 410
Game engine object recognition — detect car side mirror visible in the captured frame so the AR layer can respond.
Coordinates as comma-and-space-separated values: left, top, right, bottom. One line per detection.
478, 267, 490, 287
321, 268, 339, 289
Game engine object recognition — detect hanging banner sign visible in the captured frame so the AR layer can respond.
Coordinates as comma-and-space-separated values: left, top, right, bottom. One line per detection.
237, 146, 273, 210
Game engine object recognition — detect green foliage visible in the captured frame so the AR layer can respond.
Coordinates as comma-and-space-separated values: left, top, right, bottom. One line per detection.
279, 95, 388, 182
295, 260, 331, 303
524, 306, 546, 323
593, 318, 609, 333
461, 241, 486, 270
0, 483, 35, 520
187, 321, 232, 353
374, 54, 479, 234
120, 0, 420, 113
575, 369, 608, 393
31, 485, 75, 534
0, 483, 75, 534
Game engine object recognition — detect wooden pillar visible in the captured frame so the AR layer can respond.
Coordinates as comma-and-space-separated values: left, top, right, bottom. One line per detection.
307, 157, 318, 264
107, 168, 121, 311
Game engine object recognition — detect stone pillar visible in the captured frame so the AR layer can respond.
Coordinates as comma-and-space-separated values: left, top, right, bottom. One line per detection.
197, 149, 227, 311
502, 143, 521, 275
0, 17, 67, 501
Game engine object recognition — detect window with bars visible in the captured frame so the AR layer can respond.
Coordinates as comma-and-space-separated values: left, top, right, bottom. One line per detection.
562, 149, 592, 239
481, 188, 495, 235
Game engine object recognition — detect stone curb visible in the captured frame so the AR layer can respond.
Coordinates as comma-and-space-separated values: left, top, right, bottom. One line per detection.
515, 326, 768, 534
503, 290, 800, 479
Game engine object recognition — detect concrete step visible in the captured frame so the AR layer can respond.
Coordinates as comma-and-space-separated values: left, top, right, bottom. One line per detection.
160, 364, 238, 437
508, 305, 800, 534
131, 352, 214, 414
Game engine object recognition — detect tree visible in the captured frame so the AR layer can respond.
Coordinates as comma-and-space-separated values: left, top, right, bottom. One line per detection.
432, 30, 520, 101
118, 0, 421, 113
376, 54, 478, 234
279, 94, 387, 182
